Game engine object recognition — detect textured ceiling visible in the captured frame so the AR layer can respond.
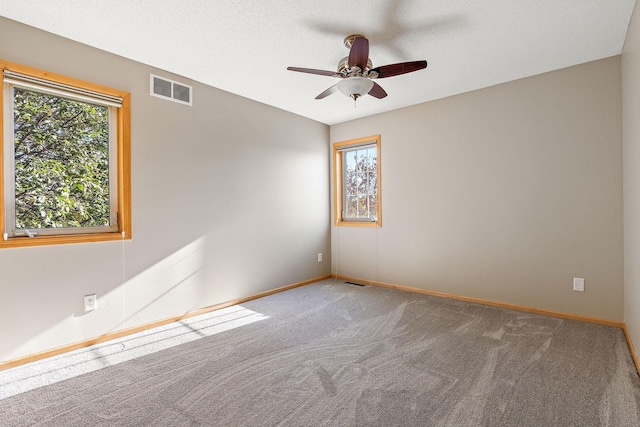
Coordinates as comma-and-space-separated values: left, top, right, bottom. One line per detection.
0, 0, 636, 125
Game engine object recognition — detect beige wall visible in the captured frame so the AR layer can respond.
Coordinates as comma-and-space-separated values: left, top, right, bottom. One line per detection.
331, 57, 624, 321
0, 18, 331, 362
623, 3, 640, 358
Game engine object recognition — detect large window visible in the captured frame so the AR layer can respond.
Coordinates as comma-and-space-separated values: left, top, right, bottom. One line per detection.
333, 135, 381, 227
1, 60, 131, 248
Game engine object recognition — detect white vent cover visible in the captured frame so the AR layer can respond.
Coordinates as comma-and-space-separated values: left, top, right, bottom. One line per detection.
150, 74, 192, 106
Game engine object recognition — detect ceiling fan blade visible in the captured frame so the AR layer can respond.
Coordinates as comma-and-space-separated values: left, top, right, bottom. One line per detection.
368, 82, 387, 99
287, 67, 338, 77
315, 84, 339, 99
371, 60, 427, 78
348, 37, 369, 69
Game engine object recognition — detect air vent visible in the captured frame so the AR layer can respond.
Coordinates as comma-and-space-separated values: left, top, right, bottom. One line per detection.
345, 281, 366, 287
150, 74, 192, 106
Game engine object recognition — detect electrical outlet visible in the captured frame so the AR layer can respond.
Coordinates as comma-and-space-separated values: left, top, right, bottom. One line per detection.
318, 253, 323, 262
573, 278, 585, 292
84, 294, 97, 312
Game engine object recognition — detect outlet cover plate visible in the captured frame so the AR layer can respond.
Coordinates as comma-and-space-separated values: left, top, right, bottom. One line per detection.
573, 278, 585, 292
84, 294, 97, 312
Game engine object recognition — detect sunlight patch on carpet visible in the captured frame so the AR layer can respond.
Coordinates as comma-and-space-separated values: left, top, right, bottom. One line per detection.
0, 305, 268, 399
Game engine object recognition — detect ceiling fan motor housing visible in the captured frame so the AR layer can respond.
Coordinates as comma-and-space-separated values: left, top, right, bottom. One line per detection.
337, 56, 378, 79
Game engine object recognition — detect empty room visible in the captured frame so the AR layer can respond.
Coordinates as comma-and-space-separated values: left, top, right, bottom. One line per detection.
1, 1, 640, 425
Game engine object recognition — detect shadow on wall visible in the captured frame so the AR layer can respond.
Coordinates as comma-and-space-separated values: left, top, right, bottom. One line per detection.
111, 236, 208, 329
5, 236, 212, 363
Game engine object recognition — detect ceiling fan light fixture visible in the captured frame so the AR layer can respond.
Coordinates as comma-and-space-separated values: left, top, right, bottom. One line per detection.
337, 77, 374, 101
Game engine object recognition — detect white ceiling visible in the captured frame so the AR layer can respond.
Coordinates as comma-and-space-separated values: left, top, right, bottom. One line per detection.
0, 1, 636, 125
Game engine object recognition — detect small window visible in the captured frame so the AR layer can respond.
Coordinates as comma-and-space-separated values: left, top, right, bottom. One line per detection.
333, 135, 381, 227
1, 60, 131, 248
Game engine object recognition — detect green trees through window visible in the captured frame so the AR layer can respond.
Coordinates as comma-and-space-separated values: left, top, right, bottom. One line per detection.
13, 88, 112, 230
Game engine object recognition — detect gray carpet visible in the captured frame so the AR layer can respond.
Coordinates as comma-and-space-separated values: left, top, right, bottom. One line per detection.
1, 279, 639, 426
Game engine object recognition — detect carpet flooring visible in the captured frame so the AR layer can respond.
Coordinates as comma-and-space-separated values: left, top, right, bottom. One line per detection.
1, 279, 639, 426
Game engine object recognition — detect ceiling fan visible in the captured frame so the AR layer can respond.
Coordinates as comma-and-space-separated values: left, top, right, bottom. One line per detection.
287, 34, 427, 104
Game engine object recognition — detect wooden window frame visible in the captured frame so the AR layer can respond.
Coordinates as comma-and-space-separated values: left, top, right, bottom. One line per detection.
333, 134, 382, 227
0, 60, 132, 248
